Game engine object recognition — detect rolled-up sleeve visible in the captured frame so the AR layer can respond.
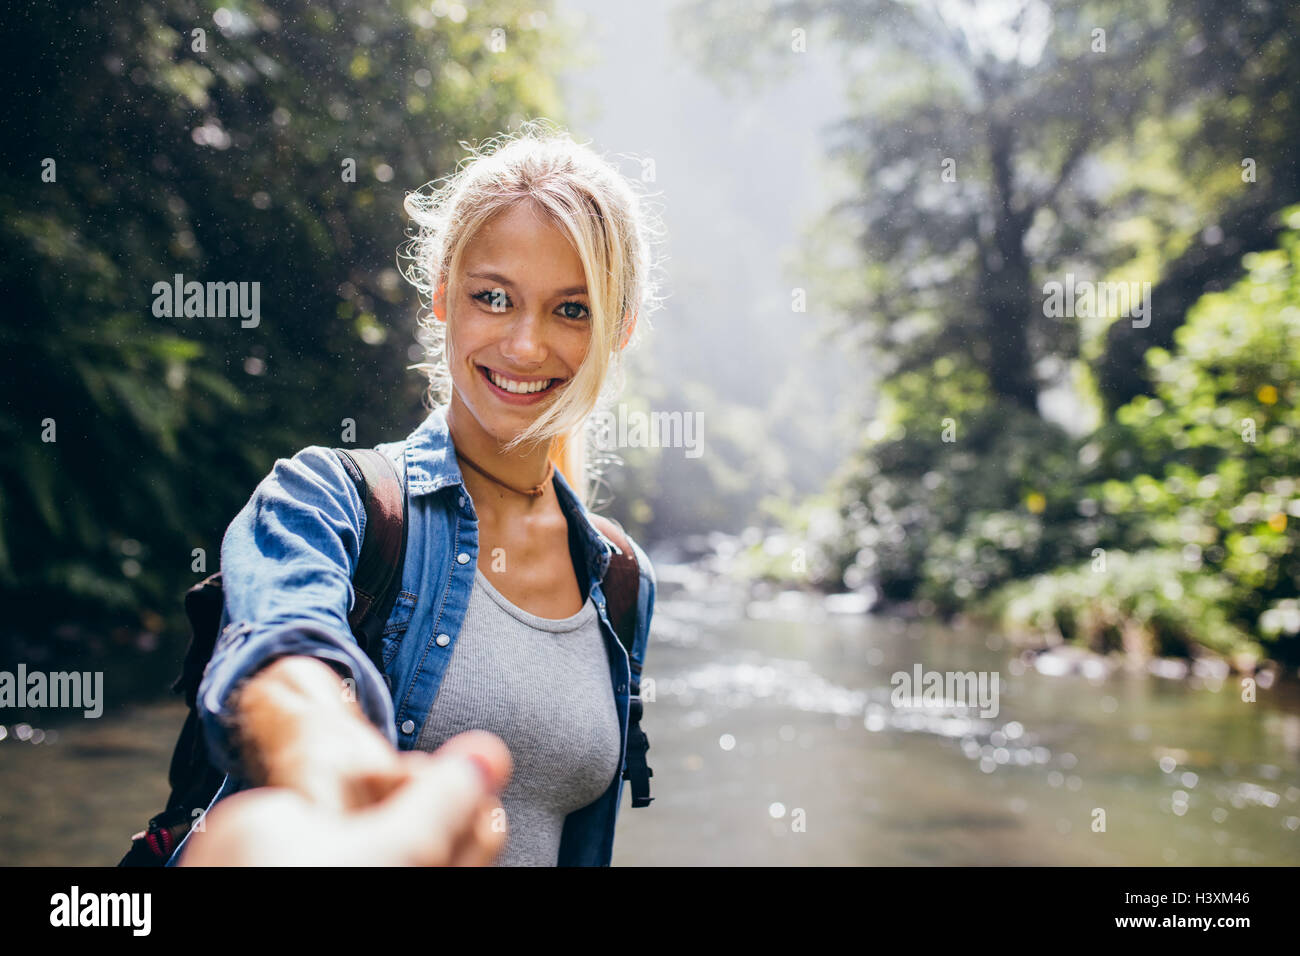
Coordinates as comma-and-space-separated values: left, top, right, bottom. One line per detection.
197, 445, 398, 776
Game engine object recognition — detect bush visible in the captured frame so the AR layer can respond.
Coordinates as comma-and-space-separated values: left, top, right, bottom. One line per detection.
993, 206, 1300, 662
989, 549, 1258, 660
822, 358, 1093, 608
802, 206, 1300, 664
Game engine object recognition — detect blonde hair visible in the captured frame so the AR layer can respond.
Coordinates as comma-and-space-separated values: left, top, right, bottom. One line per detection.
398, 119, 666, 508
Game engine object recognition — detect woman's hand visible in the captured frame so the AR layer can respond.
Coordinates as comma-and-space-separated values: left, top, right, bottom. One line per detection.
180, 729, 513, 866
198, 656, 515, 865
230, 655, 410, 814
256, 703, 411, 814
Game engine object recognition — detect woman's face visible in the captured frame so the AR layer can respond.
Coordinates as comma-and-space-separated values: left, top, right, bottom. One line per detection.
441, 201, 591, 445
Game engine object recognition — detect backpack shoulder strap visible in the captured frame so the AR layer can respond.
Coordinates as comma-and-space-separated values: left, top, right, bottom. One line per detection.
588, 513, 654, 808
588, 513, 639, 665
333, 447, 408, 669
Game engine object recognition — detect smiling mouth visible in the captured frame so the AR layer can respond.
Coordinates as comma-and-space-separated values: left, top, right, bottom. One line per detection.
477, 364, 565, 396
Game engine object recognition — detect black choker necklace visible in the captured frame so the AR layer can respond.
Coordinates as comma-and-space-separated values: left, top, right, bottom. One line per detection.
454, 446, 553, 498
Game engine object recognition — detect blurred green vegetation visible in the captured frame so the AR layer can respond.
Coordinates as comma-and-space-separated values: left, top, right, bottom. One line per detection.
994, 213, 1300, 664
0, 0, 576, 671
6, 0, 1300, 681
696, 0, 1300, 666
752, 208, 1300, 666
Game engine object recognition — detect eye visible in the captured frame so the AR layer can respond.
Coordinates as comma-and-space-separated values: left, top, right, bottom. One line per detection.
557, 300, 590, 321
471, 287, 511, 311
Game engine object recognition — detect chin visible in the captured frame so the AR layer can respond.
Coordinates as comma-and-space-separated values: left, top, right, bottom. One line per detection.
467, 399, 538, 440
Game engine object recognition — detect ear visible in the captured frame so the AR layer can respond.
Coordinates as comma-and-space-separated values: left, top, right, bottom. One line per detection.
617, 308, 638, 351
433, 281, 447, 322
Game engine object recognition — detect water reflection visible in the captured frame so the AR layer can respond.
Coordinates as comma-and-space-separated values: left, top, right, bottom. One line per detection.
614, 550, 1300, 865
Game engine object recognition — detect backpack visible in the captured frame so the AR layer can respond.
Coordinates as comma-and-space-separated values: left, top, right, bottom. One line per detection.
118, 445, 652, 865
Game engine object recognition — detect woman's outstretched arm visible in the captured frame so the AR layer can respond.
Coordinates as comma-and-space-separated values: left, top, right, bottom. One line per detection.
185, 664, 512, 866
197, 445, 398, 785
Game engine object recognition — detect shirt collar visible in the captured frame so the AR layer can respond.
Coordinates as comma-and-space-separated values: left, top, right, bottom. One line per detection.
402, 403, 615, 577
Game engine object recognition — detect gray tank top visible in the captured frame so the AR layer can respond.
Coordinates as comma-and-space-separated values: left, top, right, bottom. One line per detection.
415, 566, 621, 866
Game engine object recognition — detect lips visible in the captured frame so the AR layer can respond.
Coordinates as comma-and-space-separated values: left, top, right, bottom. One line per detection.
476, 364, 564, 402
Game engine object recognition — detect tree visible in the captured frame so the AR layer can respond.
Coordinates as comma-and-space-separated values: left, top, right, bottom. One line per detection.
0, 0, 571, 644
674, 0, 1300, 412
675, 0, 1299, 614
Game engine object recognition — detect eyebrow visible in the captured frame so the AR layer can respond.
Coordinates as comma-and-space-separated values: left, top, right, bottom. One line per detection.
466, 271, 588, 297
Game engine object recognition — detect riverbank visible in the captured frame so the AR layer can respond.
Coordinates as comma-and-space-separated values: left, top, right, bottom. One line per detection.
723, 525, 1297, 682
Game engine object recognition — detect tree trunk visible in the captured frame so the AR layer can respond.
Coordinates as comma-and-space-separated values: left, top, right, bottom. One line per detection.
977, 122, 1039, 413
1093, 198, 1289, 412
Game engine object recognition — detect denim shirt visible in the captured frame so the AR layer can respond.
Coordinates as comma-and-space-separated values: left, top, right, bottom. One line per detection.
166, 403, 656, 866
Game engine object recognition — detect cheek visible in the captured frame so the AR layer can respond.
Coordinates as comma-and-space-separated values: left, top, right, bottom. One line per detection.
563, 326, 593, 365
444, 319, 480, 368
450, 310, 502, 346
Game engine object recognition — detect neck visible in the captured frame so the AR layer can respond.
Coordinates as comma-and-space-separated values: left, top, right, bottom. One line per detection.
446, 394, 555, 513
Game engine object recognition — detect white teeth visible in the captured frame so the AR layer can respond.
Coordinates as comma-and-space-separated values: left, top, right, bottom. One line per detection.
488, 369, 553, 394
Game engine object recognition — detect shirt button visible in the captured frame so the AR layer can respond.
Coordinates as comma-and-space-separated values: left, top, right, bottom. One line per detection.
458, 495, 466, 507
617, 683, 627, 693
400, 719, 415, 735
457, 552, 470, 564
436, 633, 450, 647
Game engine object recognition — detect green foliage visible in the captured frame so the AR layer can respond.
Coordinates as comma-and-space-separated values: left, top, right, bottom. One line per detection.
803, 207, 1300, 664
673, 0, 1300, 664
819, 355, 1089, 605
680, 0, 1300, 412
994, 207, 1300, 661
0, 0, 572, 649
990, 550, 1257, 660
738, 493, 844, 587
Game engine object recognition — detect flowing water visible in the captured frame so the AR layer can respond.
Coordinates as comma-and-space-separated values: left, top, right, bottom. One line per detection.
3, 547, 1298, 865
611, 551, 1300, 865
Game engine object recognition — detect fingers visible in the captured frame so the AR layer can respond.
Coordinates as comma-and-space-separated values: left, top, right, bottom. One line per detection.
356, 733, 513, 866
352, 752, 492, 865
431, 732, 512, 866
446, 794, 508, 867
344, 763, 412, 809
181, 731, 517, 867
426, 729, 513, 796
263, 712, 406, 814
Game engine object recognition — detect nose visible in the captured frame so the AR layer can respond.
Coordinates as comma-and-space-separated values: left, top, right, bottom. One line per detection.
498, 309, 548, 368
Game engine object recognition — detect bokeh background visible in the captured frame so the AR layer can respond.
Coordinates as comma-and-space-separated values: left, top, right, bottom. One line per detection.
1, 0, 1298, 865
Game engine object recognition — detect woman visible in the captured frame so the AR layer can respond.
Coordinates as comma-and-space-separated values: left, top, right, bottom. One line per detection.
167, 120, 663, 867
